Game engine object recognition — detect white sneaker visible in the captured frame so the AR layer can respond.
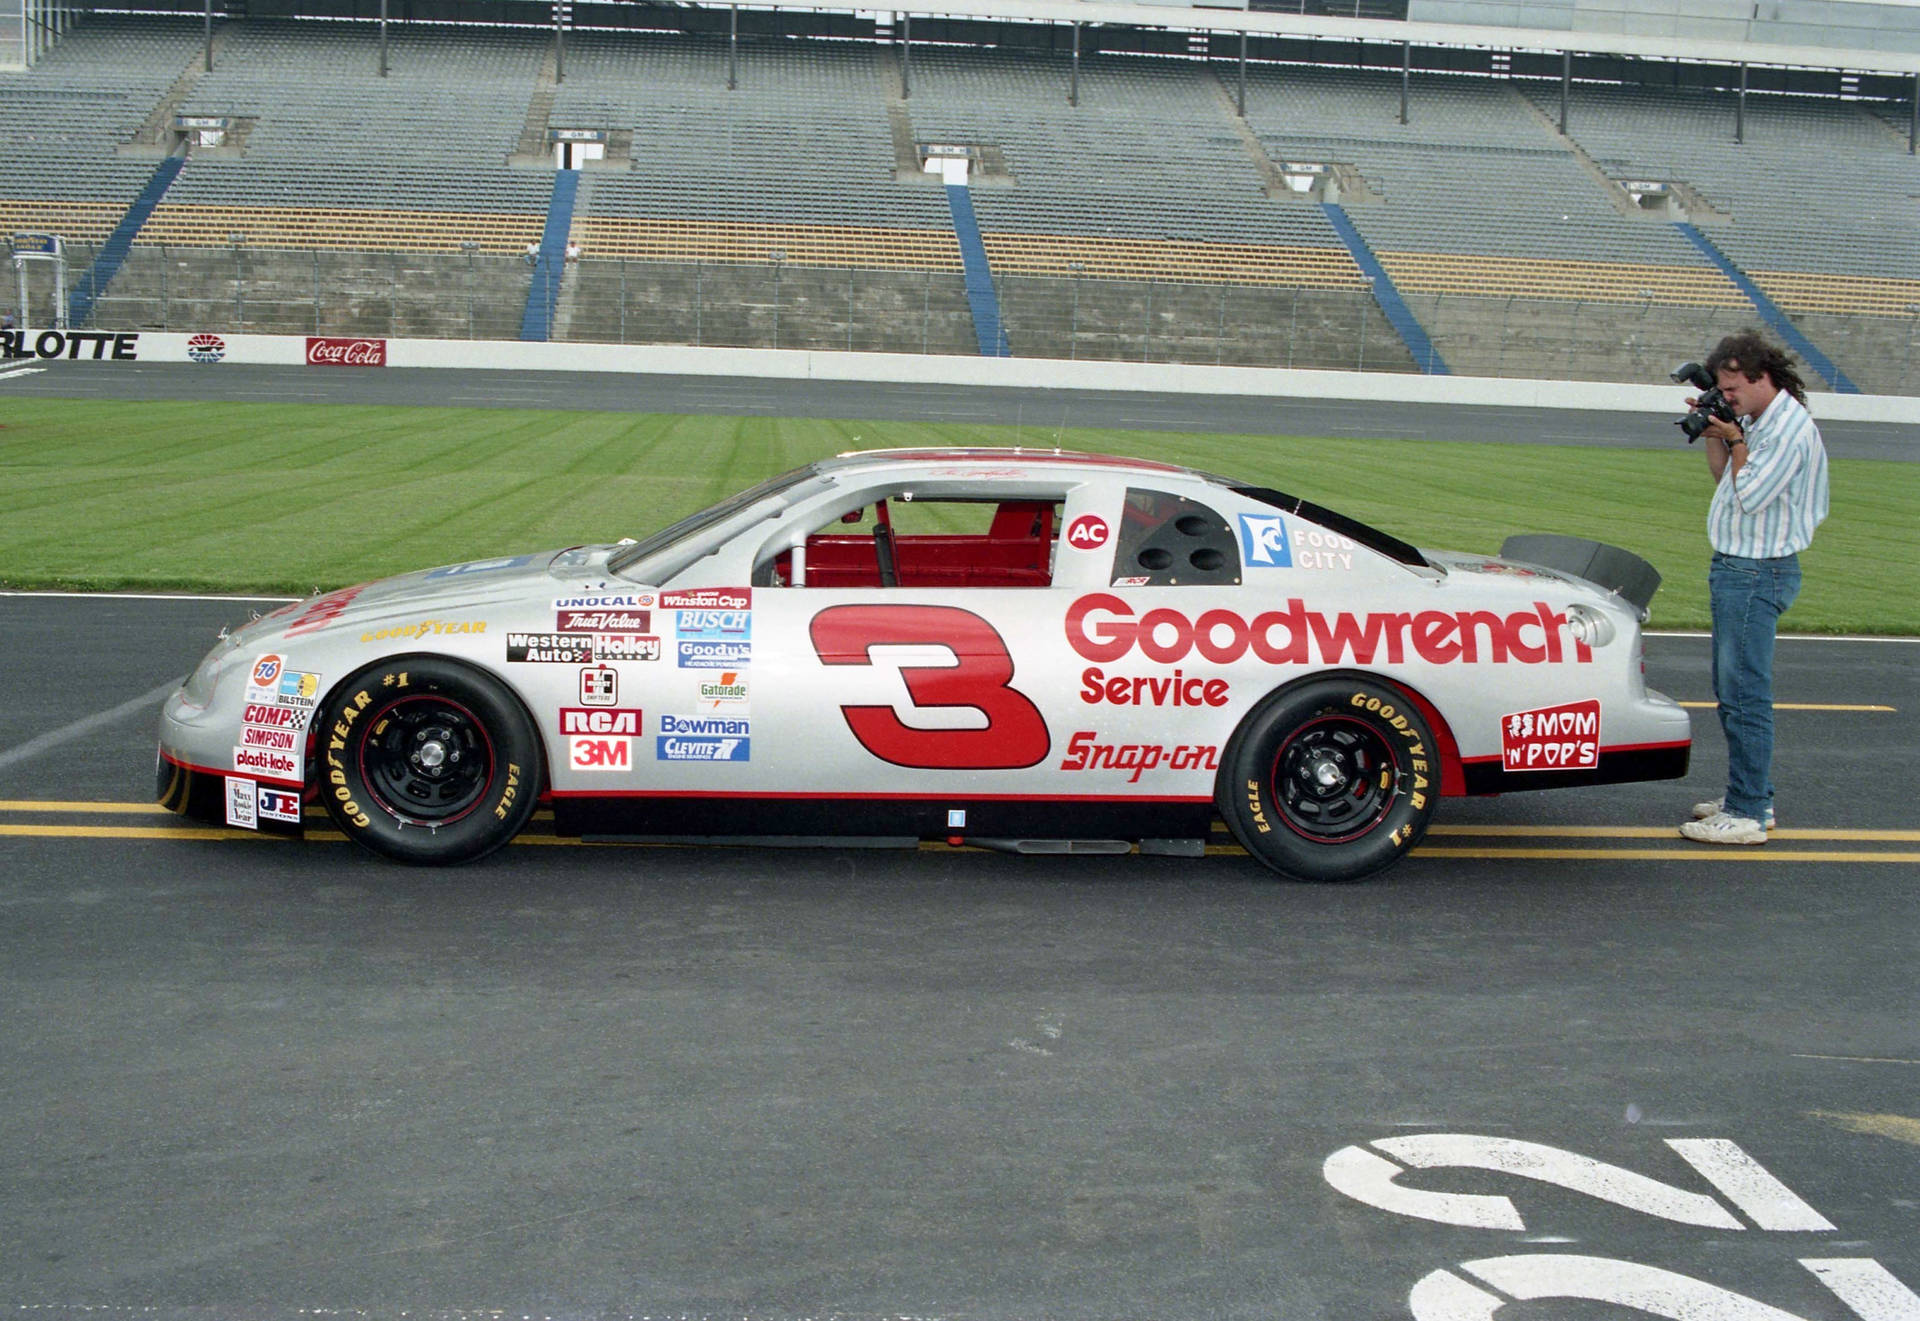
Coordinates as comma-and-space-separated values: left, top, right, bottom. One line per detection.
1691, 797, 1775, 830
1679, 811, 1769, 845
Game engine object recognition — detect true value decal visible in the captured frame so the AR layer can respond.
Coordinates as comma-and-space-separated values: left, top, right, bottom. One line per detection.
1322, 1132, 1920, 1320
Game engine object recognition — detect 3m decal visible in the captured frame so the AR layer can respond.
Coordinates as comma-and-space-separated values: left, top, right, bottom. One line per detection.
256, 786, 302, 823
578, 666, 617, 705
1079, 667, 1229, 708
1238, 513, 1292, 567
1065, 593, 1592, 667
1066, 514, 1111, 550
809, 604, 1049, 770
559, 708, 641, 736
1501, 699, 1601, 771
661, 588, 751, 611
1058, 732, 1218, 783
225, 776, 258, 830
569, 737, 633, 771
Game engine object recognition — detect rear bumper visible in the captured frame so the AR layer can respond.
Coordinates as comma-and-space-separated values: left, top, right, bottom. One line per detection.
1461, 738, 1690, 796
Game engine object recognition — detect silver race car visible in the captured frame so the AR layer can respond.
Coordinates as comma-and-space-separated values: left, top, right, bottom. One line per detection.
158, 448, 1689, 880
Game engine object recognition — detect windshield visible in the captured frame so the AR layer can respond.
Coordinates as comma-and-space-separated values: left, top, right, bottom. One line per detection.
608, 463, 824, 578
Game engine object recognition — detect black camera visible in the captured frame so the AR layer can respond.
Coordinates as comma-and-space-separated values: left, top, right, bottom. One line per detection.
1670, 361, 1736, 443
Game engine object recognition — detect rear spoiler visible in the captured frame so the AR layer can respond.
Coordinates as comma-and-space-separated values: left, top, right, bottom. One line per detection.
1498, 535, 1662, 614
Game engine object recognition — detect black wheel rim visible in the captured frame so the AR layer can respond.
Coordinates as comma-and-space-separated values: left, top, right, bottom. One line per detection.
358, 694, 494, 826
1270, 715, 1397, 844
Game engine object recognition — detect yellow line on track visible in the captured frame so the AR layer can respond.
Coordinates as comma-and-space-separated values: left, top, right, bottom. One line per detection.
1408, 847, 1920, 863
1428, 824, 1920, 842
0, 800, 171, 814
1676, 702, 1895, 711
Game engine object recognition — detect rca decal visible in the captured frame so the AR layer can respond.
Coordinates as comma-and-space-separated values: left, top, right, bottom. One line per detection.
1501, 699, 1601, 771
1066, 594, 1594, 667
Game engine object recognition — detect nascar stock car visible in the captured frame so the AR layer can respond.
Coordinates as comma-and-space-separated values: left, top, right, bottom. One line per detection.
157, 448, 1689, 881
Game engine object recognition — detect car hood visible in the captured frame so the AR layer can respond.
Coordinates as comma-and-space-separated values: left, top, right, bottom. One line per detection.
235, 546, 641, 648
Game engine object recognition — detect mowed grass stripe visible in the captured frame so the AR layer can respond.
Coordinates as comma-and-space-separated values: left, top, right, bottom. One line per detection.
0, 398, 1913, 634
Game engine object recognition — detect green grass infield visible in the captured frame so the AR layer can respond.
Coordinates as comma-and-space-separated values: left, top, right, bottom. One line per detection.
2, 397, 1911, 634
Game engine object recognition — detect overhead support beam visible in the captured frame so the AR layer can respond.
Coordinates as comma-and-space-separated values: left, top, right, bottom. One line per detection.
203, 0, 213, 72
378, 0, 388, 77
1559, 48, 1570, 133
902, 12, 911, 99
1238, 30, 1247, 118
1400, 41, 1409, 125
1911, 72, 1917, 153
1736, 61, 1747, 142
554, 0, 565, 84
727, 4, 737, 90
1069, 22, 1079, 108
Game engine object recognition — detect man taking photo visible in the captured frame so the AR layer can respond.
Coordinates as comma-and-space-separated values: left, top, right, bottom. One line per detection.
1681, 330, 1829, 846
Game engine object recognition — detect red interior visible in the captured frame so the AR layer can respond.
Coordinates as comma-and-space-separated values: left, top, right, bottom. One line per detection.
775, 501, 1057, 588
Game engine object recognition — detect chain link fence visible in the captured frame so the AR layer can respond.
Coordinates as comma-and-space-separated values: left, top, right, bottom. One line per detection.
13, 242, 1920, 393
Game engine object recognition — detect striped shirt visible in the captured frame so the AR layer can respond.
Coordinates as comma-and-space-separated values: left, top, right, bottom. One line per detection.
1707, 388, 1829, 558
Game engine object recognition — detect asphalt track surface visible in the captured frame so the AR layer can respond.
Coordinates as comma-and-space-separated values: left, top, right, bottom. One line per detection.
3, 358, 1918, 459
2, 364, 1917, 1319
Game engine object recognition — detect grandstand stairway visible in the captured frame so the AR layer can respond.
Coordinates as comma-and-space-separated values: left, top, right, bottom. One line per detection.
944, 185, 1011, 357
520, 170, 580, 342
1319, 203, 1448, 375
1674, 223, 1860, 394
68, 155, 185, 329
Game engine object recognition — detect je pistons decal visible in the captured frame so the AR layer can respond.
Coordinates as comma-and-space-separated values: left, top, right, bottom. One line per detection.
1501, 699, 1601, 771
507, 633, 593, 664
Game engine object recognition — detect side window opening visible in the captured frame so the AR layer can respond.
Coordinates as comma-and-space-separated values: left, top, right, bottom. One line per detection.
1112, 489, 1241, 587
763, 496, 1062, 587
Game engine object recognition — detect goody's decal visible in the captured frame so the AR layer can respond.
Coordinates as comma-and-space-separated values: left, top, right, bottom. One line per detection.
1238, 514, 1292, 568
678, 640, 751, 669
1501, 699, 1601, 771
425, 554, 535, 579
675, 609, 751, 640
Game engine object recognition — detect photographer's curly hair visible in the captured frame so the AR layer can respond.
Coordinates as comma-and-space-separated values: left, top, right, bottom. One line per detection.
1706, 330, 1808, 405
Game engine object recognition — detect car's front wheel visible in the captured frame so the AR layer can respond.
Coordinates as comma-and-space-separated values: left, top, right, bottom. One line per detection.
1218, 677, 1438, 882
314, 657, 540, 864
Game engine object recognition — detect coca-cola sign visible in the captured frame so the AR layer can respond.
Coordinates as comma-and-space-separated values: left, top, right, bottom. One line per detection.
305, 337, 387, 367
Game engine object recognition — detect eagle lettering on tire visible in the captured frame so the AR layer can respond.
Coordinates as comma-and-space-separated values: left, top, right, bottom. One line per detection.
315, 657, 541, 865
1218, 677, 1437, 882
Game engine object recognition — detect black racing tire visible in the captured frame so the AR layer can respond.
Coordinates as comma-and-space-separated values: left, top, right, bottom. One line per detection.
1217, 676, 1438, 883
314, 657, 541, 865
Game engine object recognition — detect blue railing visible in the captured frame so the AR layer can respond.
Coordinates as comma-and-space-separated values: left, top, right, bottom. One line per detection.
1320, 202, 1449, 375
945, 184, 1011, 357
68, 155, 185, 329
1674, 223, 1858, 394
519, 170, 581, 342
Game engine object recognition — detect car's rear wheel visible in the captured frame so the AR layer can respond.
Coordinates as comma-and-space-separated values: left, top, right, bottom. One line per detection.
315, 657, 540, 865
1218, 677, 1437, 882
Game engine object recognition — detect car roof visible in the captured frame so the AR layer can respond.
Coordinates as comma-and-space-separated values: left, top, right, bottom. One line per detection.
824, 447, 1199, 480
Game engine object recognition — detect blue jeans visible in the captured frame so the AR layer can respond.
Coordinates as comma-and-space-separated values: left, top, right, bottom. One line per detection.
1709, 552, 1801, 822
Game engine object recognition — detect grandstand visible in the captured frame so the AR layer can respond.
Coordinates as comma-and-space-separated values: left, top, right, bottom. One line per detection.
2, 1, 1917, 391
